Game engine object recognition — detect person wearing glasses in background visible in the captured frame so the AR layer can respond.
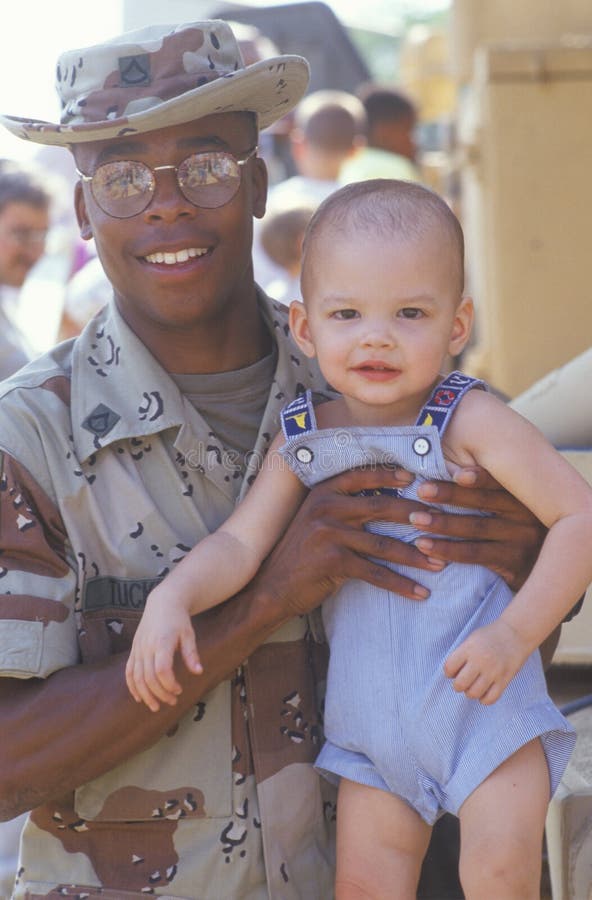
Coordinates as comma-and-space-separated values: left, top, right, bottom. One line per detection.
0, 21, 548, 899
0, 160, 51, 380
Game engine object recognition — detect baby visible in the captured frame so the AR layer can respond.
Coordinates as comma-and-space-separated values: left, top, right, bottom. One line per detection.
127, 179, 589, 899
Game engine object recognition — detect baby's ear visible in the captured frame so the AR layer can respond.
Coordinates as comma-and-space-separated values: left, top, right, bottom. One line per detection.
449, 295, 474, 357
289, 300, 316, 358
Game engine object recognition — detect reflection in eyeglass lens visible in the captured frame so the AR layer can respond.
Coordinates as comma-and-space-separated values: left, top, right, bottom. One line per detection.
99, 163, 151, 200
182, 154, 240, 189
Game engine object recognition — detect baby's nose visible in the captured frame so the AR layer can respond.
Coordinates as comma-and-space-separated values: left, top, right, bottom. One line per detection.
361, 325, 394, 347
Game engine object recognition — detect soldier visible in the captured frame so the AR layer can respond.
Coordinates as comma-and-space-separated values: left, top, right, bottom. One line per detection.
0, 20, 544, 898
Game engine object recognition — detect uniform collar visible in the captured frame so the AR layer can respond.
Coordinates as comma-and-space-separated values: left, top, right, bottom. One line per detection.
71, 291, 305, 464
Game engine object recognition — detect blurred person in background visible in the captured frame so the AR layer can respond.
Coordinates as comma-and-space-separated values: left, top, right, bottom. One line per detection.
259, 202, 315, 305
339, 83, 420, 184
0, 160, 52, 379
253, 89, 366, 291
269, 89, 367, 206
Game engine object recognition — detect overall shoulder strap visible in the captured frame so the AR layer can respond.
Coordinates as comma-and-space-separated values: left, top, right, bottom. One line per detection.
416, 371, 487, 436
280, 389, 318, 440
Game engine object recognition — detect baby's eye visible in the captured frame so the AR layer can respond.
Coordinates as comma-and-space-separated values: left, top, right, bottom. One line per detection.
398, 307, 424, 319
331, 309, 359, 320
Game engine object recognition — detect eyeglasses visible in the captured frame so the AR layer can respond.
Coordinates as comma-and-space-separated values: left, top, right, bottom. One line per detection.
76, 146, 258, 219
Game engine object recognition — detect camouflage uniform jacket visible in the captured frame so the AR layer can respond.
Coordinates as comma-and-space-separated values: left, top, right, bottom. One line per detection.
0, 293, 336, 899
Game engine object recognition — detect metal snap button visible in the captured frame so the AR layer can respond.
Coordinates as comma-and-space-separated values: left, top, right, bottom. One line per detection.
295, 446, 314, 464
412, 437, 431, 457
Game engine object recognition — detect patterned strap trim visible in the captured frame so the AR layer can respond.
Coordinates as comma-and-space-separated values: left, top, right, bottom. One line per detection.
281, 373, 485, 441
415, 371, 486, 436
280, 389, 318, 440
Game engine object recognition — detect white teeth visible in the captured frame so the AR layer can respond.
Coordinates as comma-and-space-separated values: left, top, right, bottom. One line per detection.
144, 247, 207, 265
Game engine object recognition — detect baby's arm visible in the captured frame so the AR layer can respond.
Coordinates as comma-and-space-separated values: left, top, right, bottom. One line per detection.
442, 389, 592, 704
126, 434, 307, 710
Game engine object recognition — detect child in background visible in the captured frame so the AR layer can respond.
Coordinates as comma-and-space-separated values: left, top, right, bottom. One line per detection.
127, 180, 588, 900
259, 201, 315, 304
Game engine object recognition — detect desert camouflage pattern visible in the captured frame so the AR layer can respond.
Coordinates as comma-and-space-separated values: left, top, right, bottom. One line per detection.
0, 21, 309, 144
57, 23, 244, 128
0, 294, 336, 899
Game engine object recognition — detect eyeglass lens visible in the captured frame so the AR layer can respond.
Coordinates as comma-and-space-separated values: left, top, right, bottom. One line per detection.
90, 151, 245, 218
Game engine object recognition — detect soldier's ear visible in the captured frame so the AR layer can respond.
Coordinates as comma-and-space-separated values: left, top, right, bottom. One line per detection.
74, 181, 93, 241
289, 300, 316, 358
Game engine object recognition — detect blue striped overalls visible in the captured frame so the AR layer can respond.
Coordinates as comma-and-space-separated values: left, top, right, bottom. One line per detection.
280, 371, 575, 823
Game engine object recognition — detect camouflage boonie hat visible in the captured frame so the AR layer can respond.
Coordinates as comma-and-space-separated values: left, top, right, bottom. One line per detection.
0, 20, 310, 146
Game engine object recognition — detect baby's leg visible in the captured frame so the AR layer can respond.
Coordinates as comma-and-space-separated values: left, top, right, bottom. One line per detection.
458, 738, 550, 900
335, 777, 431, 899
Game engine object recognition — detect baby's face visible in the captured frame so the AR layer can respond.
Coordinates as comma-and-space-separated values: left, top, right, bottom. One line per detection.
294, 228, 473, 423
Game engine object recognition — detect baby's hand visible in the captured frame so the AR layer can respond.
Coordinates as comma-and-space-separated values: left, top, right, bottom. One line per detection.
125, 596, 203, 712
444, 619, 528, 705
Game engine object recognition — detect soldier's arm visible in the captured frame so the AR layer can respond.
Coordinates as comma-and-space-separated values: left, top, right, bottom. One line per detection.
0, 464, 436, 819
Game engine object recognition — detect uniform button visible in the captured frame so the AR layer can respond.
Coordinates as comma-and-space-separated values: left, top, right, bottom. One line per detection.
295, 446, 314, 464
412, 437, 431, 457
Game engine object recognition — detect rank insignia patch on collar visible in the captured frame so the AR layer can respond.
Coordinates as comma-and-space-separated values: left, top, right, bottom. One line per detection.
82, 403, 121, 437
